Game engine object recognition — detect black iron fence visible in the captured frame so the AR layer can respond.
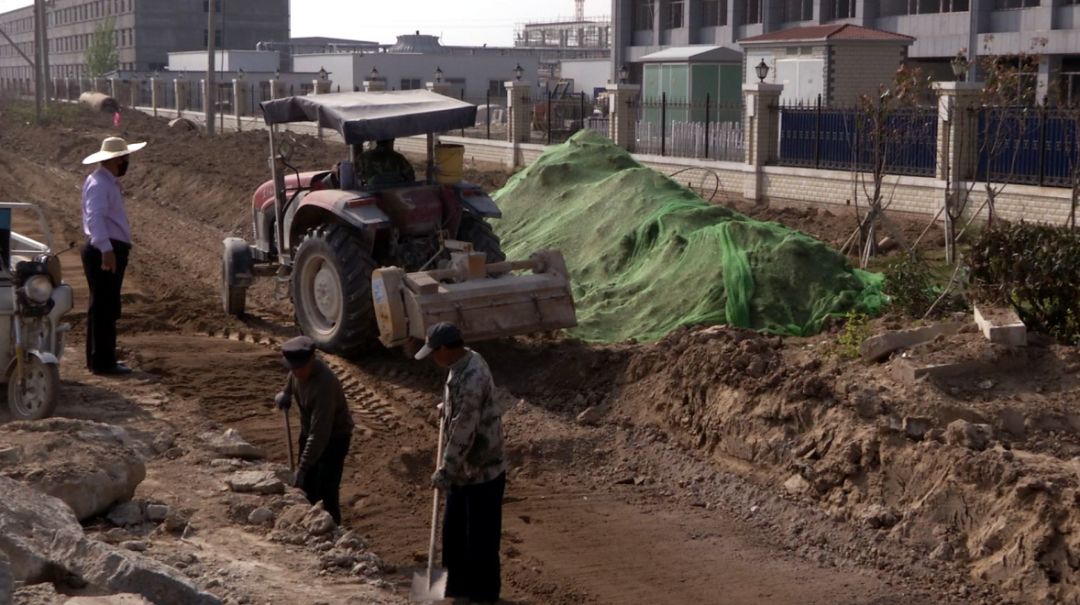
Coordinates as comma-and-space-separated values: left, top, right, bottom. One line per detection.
529, 90, 593, 146
627, 94, 745, 161
975, 106, 1080, 188
775, 100, 938, 177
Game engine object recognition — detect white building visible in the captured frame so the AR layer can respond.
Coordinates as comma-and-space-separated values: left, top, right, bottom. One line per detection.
167, 50, 281, 73
293, 52, 540, 104
559, 58, 611, 97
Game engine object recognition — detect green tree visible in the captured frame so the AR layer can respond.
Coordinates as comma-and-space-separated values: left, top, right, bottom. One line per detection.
84, 17, 118, 78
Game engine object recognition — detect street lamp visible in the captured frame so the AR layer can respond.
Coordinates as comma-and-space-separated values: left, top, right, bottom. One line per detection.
435, 66, 444, 84
318, 66, 328, 81
274, 68, 280, 81
514, 63, 524, 82
755, 58, 770, 83
618, 64, 629, 84
237, 67, 244, 81
951, 52, 969, 82
370, 67, 380, 81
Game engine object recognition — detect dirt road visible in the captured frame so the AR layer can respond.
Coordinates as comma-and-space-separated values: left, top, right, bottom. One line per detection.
0, 104, 1011, 604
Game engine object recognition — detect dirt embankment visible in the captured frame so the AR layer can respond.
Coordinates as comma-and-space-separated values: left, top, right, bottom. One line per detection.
501, 326, 1080, 604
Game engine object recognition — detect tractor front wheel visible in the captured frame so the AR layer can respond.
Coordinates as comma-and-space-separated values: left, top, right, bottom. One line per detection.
291, 224, 379, 357
460, 218, 506, 264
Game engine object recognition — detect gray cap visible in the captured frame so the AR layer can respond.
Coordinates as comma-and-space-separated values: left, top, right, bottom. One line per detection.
414, 322, 463, 360
281, 335, 316, 369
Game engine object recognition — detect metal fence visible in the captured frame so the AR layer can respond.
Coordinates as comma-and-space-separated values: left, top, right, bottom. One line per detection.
776, 100, 938, 177
975, 106, 1080, 188
529, 90, 593, 146
629, 95, 745, 161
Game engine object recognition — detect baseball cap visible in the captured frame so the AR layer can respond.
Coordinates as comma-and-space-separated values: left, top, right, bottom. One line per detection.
414, 322, 463, 360
281, 335, 317, 369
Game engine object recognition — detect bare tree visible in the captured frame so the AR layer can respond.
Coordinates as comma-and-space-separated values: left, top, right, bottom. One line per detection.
850, 65, 932, 268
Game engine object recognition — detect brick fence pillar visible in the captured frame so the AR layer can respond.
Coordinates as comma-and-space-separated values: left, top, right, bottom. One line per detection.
505, 80, 532, 145
742, 82, 783, 202
313, 79, 332, 95
933, 81, 982, 182
606, 82, 641, 151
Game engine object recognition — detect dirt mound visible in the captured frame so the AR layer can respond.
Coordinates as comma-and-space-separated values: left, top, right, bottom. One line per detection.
492, 130, 884, 342
603, 327, 1080, 604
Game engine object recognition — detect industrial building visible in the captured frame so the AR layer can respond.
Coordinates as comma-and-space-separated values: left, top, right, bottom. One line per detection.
293, 33, 541, 103
611, 0, 1080, 96
0, 0, 288, 89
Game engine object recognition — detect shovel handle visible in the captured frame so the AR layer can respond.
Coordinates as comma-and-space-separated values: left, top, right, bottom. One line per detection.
284, 408, 295, 473
427, 414, 446, 580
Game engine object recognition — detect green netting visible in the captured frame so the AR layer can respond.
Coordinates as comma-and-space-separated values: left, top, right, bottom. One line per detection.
492, 130, 885, 343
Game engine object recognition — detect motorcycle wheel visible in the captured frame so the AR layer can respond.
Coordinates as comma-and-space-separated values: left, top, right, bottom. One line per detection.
7, 356, 60, 421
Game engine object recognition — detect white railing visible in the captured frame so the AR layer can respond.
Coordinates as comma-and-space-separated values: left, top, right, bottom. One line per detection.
635, 120, 744, 162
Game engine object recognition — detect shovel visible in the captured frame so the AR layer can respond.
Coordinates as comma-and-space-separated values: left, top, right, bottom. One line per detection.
411, 415, 448, 602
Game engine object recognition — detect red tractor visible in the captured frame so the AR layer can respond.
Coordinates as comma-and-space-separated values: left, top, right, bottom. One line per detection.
223, 90, 575, 356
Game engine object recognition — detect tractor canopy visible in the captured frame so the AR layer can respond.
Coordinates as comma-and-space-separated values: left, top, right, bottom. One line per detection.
260, 90, 477, 145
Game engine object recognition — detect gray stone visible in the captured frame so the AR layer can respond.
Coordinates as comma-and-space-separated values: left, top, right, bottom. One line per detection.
274, 503, 335, 536
121, 541, 149, 552
247, 507, 274, 525
201, 429, 264, 460
974, 305, 1027, 347
931, 542, 955, 562
225, 470, 284, 495
945, 420, 994, 452
335, 530, 366, 551
146, 504, 169, 523
13, 582, 62, 604
107, 501, 145, 527
65, 595, 155, 605
0, 419, 146, 522
0, 476, 220, 605
860, 322, 965, 362
0, 551, 11, 605
903, 417, 932, 441
782, 473, 811, 495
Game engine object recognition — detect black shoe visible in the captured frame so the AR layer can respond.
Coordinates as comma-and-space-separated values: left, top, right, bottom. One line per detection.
94, 363, 133, 376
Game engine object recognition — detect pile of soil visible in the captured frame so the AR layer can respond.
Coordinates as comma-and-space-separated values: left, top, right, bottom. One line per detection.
492, 130, 884, 343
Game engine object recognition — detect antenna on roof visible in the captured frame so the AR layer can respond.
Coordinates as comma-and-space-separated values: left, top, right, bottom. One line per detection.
575, 0, 584, 20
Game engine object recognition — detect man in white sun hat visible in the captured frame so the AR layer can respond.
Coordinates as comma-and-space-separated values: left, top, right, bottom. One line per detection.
80, 136, 146, 376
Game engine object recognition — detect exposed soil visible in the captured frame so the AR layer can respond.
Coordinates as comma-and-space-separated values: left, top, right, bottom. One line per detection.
1, 102, 1077, 605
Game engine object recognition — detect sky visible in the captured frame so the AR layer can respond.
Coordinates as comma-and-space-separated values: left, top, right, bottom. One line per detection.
0, 0, 611, 47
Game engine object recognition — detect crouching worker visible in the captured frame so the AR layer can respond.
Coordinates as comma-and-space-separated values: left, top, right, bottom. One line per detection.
275, 336, 354, 525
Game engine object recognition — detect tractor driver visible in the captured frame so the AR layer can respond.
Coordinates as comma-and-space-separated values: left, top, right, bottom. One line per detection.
358, 139, 415, 186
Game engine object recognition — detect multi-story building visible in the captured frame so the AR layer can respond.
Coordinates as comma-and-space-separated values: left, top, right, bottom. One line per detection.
612, 1, 1080, 94
0, 0, 288, 90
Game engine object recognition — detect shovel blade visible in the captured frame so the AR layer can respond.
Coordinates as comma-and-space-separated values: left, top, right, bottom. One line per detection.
410, 568, 448, 602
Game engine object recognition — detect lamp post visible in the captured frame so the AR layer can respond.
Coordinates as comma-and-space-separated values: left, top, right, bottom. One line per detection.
435, 66, 444, 84
951, 52, 969, 82
514, 63, 524, 82
318, 66, 328, 81
618, 64, 629, 84
755, 58, 770, 83
370, 67, 380, 81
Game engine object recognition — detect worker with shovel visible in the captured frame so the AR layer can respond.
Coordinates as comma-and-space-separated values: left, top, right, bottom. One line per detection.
274, 336, 354, 525
414, 323, 506, 604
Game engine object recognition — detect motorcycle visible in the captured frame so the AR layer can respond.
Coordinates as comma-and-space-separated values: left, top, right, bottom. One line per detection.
0, 203, 74, 421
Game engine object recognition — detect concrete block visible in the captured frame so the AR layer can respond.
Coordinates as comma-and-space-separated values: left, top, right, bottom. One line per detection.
860, 322, 965, 362
974, 305, 1027, 347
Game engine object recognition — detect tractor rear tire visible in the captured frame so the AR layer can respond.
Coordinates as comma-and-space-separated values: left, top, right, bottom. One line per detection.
222, 238, 251, 317
460, 218, 506, 263
291, 224, 379, 357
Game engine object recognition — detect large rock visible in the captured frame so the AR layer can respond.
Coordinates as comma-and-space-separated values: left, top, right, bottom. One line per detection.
0, 420, 146, 521
945, 420, 994, 452
0, 551, 12, 605
200, 429, 264, 460
225, 470, 284, 495
0, 476, 219, 605
65, 596, 155, 605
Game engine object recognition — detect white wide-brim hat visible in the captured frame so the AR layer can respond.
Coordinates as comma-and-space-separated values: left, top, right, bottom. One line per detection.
82, 136, 147, 165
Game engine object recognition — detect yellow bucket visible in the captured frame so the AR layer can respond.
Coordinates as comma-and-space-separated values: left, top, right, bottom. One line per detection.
435, 143, 465, 184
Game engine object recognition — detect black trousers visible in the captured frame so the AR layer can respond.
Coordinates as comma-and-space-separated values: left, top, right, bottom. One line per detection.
299, 432, 351, 525
81, 241, 130, 372
443, 472, 506, 602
